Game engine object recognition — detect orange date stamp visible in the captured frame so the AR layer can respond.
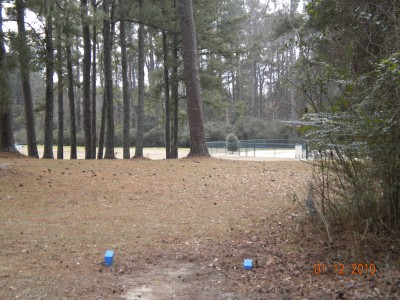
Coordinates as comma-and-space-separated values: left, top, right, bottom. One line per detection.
313, 263, 377, 276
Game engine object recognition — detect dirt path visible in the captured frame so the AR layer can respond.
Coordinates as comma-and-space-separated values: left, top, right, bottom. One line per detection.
122, 262, 237, 300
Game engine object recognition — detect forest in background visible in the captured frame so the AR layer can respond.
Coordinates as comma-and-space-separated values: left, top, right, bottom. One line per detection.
0, 0, 304, 159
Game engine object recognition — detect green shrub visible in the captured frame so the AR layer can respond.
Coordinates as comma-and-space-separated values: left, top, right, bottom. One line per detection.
226, 133, 239, 153
205, 121, 231, 141
144, 126, 165, 147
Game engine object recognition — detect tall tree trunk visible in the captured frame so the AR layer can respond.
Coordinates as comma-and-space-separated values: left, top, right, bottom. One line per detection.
258, 65, 264, 118
75, 45, 82, 133
171, 31, 179, 159
103, 0, 115, 159
178, 0, 209, 157
128, 25, 137, 91
81, 0, 92, 159
268, 62, 274, 112
97, 40, 105, 159
120, 0, 131, 159
0, 0, 15, 152
97, 89, 106, 159
163, 31, 171, 159
236, 53, 242, 104
66, 29, 77, 159
149, 33, 161, 120
127, 24, 136, 145
43, 0, 55, 159
134, 0, 145, 158
148, 34, 155, 73
56, 21, 64, 159
0, 97, 14, 153
288, 26, 297, 120
250, 59, 257, 117
289, 0, 299, 120
91, 0, 98, 158
231, 71, 236, 102
16, 0, 38, 158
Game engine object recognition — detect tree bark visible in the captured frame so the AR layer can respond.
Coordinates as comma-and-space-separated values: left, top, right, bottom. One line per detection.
134, 0, 145, 158
75, 45, 82, 133
127, 24, 136, 147
0, 0, 15, 152
15, 0, 38, 158
81, 0, 92, 159
258, 65, 265, 118
103, 0, 115, 159
236, 53, 242, 104
120, 0, 131, 159
43, 0, 55, 159
56, 19, 64, 159
178, 0, 209, 157
163, 31, 171, 159
66, 29, 77, 159
149, 33, 161, 120
171, 0, 179, 159
288, 19, 297, 120
128, 25, 137, 91
91, 0, 98, 158
171, 32, 179, 159
97, 89, 106, 159
0, 99, 14, 152
97, 40, 105, 159
250, 59, 257, 117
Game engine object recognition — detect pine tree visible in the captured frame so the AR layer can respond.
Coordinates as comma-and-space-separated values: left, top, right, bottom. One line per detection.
162, 30, 171, 159
42, 0, 55, 159
103, 0, 115, 159
91, 0, 99, 158
15, 0, 39, 158
120, 0, 131, 159
134, 0, 145, 158
55, 7, 64, 159
81, 0, 92, 159
178, 0, 209, 157
65, 7, 77, 159
0, 0, 15, 152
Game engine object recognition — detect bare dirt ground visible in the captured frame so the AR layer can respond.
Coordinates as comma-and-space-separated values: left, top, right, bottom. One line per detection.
1, 152, 399, 299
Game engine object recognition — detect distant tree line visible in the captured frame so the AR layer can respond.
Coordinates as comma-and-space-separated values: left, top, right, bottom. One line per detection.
0, 0, 310, 159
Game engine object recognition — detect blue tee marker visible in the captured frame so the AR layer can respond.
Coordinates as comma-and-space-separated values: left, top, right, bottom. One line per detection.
244, 259, 253, 270
104, 250, 114, 266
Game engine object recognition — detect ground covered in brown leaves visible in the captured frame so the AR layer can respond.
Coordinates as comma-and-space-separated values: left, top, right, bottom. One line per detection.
0, 152, 399, 299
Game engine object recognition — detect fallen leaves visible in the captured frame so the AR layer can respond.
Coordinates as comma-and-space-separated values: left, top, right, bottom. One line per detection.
1, 156, 397, 299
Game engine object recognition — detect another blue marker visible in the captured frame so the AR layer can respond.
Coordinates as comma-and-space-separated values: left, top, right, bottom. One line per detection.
104, 250, 114, 266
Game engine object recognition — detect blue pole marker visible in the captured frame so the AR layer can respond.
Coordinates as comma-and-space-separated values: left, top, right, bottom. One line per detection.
104, 250, 114, 266
244, 259, 253, 270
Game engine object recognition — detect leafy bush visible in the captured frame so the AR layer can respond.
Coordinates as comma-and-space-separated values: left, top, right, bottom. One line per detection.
226, 133, 239, 153
204, 122, 231, 141
144, 126, 165, 147
299, 53, 400, 237
294, 0, 400, 258
235, 117, 292, 140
